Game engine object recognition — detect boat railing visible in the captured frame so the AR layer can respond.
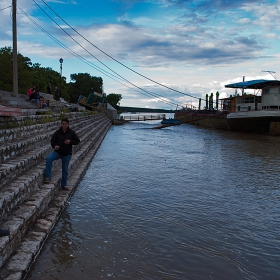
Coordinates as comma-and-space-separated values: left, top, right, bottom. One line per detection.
175, 109, 229, 116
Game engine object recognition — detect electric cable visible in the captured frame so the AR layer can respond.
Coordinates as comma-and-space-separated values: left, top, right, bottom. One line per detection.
30, 0, 182, 106
19, 7, 179, 107
18, 6, 128, 83
38, 0, 202, 101
0, 6, 11, 12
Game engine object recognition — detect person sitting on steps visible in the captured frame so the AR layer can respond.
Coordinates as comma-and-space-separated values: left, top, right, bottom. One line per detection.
40, 96, 47, 109
27, 84, 36, 97
29, 89, 41, 108
43, 118, 80, 191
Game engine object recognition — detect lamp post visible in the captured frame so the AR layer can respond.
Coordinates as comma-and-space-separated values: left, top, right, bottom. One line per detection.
59, 58, 63, 98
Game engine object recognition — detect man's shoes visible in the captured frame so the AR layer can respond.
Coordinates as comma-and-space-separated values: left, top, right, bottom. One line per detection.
43, 178, 51, 184
0, 228, 10, 237
61, 186, 69, 191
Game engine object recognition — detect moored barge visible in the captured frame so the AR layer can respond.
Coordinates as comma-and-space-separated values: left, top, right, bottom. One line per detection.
175, 79, 280, 134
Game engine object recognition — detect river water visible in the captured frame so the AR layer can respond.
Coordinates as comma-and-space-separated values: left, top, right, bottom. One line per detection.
26, 115, 280, 280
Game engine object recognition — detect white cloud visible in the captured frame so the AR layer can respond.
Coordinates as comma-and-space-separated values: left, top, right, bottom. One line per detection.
238, 18, 251, 24
1, 0, 280, 109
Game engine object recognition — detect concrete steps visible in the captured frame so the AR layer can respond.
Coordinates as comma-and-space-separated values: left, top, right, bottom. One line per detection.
0, 116, 106, 218
0, 91, 36, 110
0, 114, 103, 165
39, 93, 85, 112
0, 91, 86, 118
0, 112, 112, 279
39, 92, 68, 112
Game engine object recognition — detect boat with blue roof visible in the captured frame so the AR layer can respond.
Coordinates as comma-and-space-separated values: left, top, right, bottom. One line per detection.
175, 78, 280, 134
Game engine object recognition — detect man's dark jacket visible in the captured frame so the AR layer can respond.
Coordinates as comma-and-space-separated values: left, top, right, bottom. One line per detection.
51, 126, 80, 156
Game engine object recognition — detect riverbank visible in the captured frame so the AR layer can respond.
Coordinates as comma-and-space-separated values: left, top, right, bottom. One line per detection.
25, 120, 280, 279
0, 111, 112, 280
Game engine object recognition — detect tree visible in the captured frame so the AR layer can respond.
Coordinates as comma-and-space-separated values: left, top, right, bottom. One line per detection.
18, 54, 33, 93
68, 73, 103, 103
0, 46, 104, 103
0, 47, 68, 98
0, 46, 33, 94
106, 93, 122, 109
31, 64, 65, 98
0, 47, 14, 92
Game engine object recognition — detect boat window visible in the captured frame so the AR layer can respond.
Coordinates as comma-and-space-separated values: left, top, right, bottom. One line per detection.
237, 96, 255, 103
264, 88, 270, 94
246, 97, 254, 103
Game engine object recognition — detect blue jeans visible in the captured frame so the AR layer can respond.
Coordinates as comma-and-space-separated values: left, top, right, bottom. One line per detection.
45, 151, 72, 187
30, 99, 40, 105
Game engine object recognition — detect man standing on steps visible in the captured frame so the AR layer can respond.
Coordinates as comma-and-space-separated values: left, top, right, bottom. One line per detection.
44, 118, 80, 191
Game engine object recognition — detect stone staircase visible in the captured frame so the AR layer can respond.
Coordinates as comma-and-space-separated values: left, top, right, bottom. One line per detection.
0, 90, 85, 115
0, 112, 112, 280
39, 92, 84, 112
0, 91, 36, 110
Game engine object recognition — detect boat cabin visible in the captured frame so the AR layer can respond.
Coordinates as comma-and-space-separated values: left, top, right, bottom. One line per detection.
224, 79, 280, 113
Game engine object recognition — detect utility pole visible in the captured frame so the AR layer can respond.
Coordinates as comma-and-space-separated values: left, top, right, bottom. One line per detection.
12, 0, 18, 96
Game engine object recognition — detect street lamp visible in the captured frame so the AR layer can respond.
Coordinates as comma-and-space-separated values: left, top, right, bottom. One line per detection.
59, 58, 63, 98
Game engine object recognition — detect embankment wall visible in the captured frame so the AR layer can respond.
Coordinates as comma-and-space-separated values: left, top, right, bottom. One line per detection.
0, 112, 112, 280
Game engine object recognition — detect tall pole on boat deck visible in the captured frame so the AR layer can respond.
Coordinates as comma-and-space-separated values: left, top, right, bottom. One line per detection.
242, 76, 245, 95
209, 93, 213, 110
216, 92, 219, 109
12, 0, 18, 96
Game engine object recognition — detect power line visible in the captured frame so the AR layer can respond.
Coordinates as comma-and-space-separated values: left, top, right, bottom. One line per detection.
18, 6, 127, 83
38, 0, 201, 101
0, 6, 11, 12
30, 0, 181, 107
19, 7, 179, 107
19, 6, 179, 107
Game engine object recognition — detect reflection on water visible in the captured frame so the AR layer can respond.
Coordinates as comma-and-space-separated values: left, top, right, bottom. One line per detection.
26, 119, 280, 280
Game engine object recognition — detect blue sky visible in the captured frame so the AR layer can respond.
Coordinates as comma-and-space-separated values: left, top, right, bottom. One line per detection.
1, 0, 280, 109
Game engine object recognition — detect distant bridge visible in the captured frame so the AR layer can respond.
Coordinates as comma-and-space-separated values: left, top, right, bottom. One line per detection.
121, 114, 166, 121
120, 106, 174, 113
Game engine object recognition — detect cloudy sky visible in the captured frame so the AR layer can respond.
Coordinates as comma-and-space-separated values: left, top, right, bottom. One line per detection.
1, 0, 280, 109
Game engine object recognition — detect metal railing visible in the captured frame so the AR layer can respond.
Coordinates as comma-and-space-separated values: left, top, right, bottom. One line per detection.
121, 114, 166, 121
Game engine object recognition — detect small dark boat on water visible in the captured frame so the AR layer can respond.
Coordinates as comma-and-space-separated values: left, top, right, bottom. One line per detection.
161, 118, 180, 125
152, 117, 181, 129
